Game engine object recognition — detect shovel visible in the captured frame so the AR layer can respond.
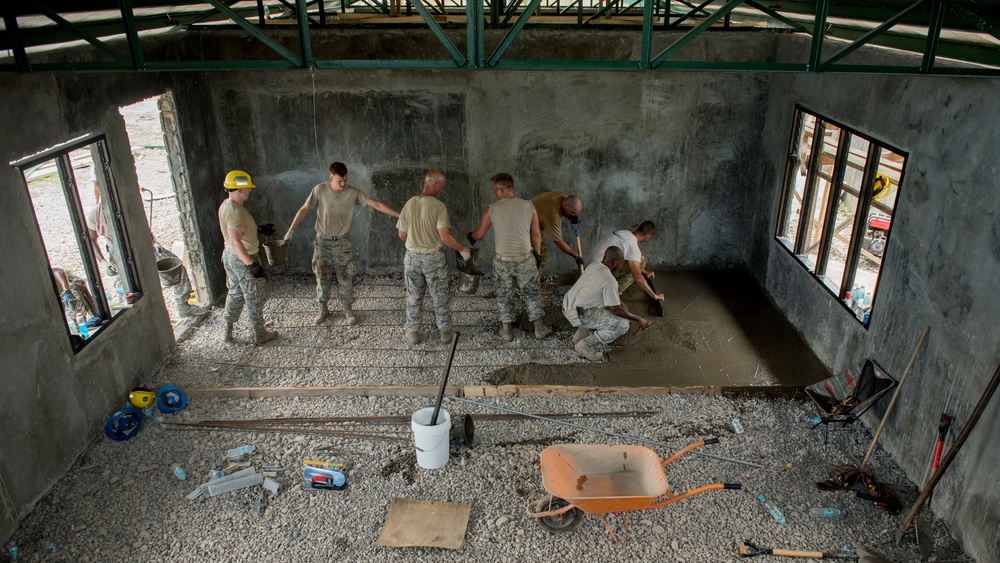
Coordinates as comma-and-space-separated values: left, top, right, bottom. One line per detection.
738, 540, 857, 560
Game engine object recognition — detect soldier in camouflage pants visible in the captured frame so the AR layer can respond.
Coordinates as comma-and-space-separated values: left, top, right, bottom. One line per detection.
613, 256, 647, 294
577, 306, 629, 345
312, 235, 355, 311
403, 250, 452, 334
494, 255, 544, 324
223, 250, 267, 332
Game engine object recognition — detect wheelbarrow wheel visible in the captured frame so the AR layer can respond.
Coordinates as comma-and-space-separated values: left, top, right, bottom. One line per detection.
537, 497, 583, 534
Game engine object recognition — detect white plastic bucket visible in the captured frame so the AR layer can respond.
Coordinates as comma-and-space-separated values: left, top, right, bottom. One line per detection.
411, 407, 451, 469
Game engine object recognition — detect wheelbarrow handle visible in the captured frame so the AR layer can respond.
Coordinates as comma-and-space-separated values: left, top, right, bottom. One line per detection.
661, 438, 716, 467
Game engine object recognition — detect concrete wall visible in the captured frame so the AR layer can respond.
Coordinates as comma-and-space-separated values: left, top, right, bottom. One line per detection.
750, 37, 1000, 563
0, 73, 177, 542
166, 30, 774, 302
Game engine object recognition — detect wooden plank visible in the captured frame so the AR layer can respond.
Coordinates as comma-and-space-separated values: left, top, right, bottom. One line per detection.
375, 498, 471, 549
185, 386, 464, 398
463, 385, 723, 397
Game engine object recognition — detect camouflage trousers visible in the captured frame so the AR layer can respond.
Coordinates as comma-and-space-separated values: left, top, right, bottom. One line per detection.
578, 306, 629, 345
493, 254, 544, 323
403, 249, 451, 333
613, 256, 647, 294
222, 250, 267, 330
156, 246, 199, 316
312, 235, 355, 308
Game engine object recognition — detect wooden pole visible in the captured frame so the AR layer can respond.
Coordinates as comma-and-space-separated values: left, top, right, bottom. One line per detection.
861, 325, 930, 469
896, 360, 1000, 544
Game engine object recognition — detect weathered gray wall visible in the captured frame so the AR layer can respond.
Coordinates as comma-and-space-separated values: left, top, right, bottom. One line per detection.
167, 29, 775, 301
750, 37, 1000, 563
0, 74, 177, 541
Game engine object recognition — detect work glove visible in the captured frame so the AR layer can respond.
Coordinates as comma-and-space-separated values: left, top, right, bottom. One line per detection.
575, 256, 586, 269
568, 214, 581, 225
466, 232, 477, 247
257, 223, 276, 238
247, 263, 265, 279
459, 248, 472, 263
283, 228, 295, 242
533, 251, 542, 268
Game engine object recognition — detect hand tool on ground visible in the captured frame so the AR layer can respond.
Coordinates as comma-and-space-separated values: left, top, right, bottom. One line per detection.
570, 217, 584, 274
446, 395, 763, 469
642, 272, 664, 317
897, 360, 1000, 545
738, 540, 858, 559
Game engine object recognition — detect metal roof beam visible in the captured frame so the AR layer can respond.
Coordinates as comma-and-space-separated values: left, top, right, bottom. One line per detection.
30, 1, 131, 67
408, 0, 467, 66
651, 0, 745, 69
204, 0, 301, 65
825, 22, 1000, 69
489, 0, 541, 66
921, 0, 946, 72
819, 0, 928, 71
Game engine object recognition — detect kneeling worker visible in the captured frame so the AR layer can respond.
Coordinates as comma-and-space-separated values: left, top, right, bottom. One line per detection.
562, 246, 649, 361
588, 220, 664, 301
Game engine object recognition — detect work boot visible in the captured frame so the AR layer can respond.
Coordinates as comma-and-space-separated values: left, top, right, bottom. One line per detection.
314, 302, 329, 325
440, 330, 455, 343
405, 330, 422, 345
534, 320, 553, 339
222, 322, 235, 343
499, 323, 513, 342
574, 335, 604, 361
254, 327, 279, 345
572, 328, 591, 344
178, 304, 209, 318
343, 308, 358, 326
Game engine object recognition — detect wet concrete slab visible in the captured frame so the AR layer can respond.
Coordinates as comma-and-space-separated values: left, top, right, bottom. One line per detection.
491, 270, 831, 388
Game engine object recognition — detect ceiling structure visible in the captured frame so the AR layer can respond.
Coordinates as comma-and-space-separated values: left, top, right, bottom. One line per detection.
1, 0, 999, 74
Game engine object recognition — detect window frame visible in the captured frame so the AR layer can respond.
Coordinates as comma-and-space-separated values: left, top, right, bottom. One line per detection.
12, 132, 143, 353
774, 105, 907, 330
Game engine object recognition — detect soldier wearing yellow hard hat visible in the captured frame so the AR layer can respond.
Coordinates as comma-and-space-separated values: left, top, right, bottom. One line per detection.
218, 170, 278, 344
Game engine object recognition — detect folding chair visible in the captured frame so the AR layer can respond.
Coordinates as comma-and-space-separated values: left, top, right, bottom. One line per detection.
805, 359, 897, 444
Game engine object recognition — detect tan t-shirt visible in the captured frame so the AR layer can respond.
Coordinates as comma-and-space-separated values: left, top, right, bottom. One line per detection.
489, 197, 533, 257
531, 191, 566, 242
218, 199, 259, 254
396, 195, 450, 253
305, 183, 370, 237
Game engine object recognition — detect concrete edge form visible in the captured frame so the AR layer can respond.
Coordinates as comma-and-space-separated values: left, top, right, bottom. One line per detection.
182, 384, 806, 398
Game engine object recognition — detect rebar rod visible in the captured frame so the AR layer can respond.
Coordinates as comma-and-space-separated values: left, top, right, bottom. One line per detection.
164, 422, 406, 441
194, 411, 656, 425
446, 395, 764, 469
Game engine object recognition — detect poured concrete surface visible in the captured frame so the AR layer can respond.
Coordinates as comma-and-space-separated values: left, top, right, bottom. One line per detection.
494, 269, 830, 388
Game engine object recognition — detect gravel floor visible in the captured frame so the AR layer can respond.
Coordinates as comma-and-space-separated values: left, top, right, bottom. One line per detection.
8, 276, 972, 562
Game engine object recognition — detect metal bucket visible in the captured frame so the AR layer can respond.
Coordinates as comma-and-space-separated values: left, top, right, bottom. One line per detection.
156, 257, 183, 287
458, 270, 482, 295
451, 414, 475, 448
263, 240, 288, 268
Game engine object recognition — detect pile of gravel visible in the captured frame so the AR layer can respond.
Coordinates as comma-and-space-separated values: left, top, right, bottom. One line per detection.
9, 393, 969, 562
6, 275, 970, 561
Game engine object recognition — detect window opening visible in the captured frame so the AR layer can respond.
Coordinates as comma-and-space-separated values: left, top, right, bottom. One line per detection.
13, 135, 142, 353
775, 106, 906, 328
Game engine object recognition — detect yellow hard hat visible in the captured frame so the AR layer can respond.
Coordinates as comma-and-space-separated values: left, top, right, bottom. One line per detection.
223, 170, 256, 190
129, 389, 156, 409
872, 173, 891, 201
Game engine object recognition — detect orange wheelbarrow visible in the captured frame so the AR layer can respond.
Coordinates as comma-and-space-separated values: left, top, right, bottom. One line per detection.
526, 439, 741, 540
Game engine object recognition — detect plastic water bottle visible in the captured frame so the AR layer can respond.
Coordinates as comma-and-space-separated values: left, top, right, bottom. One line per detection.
7, 540, 18, 560
66, 313, 78, 335
731, 418, 744, 434
209, 470, 226, 480
809, 508, 842, 518
170, 464, 187, 483
803, 416, 822, 426
226, 445, 256, 462
76, 313, 89, 339
43, 541, 58, 554
756, 493, 786, 525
